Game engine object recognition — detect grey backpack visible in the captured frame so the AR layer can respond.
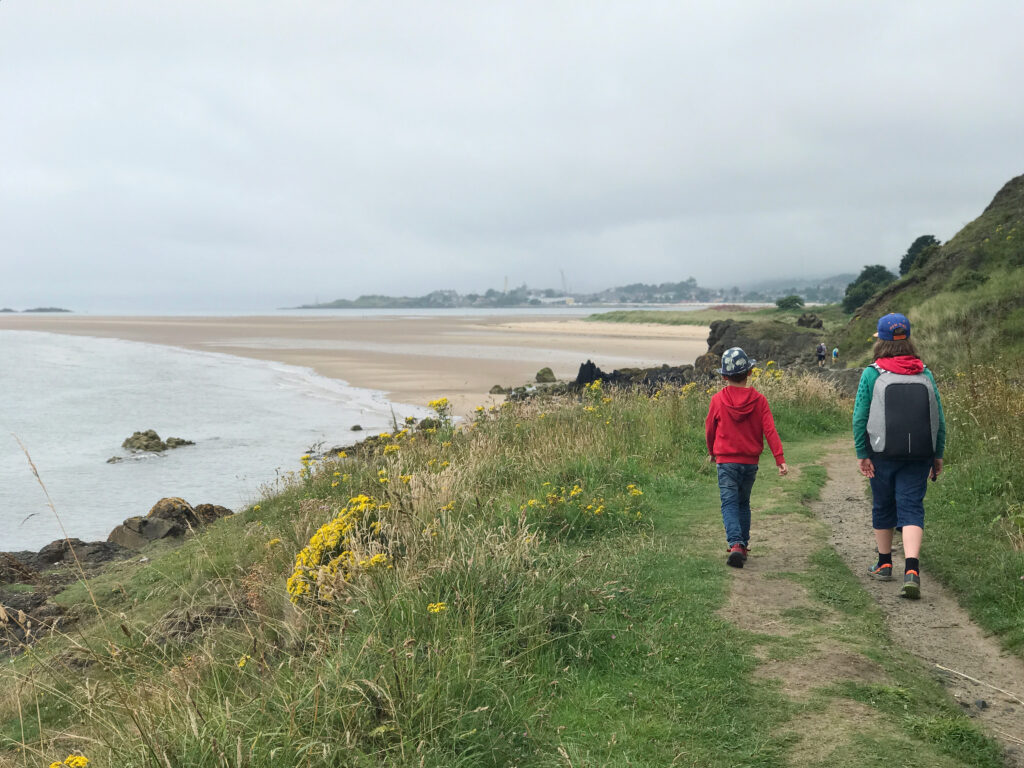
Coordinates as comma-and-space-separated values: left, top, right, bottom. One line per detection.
866, 364, 939, 459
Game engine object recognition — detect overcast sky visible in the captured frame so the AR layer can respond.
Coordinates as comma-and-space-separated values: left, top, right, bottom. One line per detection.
2, 2, 1022, 310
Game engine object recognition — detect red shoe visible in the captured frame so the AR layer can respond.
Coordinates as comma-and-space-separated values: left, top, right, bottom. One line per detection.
726, 543, 747, 568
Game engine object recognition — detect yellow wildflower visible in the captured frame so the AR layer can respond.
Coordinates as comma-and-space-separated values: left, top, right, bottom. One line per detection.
428, 397, 450, 411
440, 460, 450, 468
626, 484, 643, 497
63, 759, 89, 768
427, 602, 448, 614
400, 474, 413, 484
266, 538, 282, 547
440, 501, 455, 512
337, 450, 347, 458
253, 504, 261, 512
237, 654, 251, 669
383, 444, 400, 455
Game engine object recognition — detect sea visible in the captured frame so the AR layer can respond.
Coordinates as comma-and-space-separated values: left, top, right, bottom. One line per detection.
0, 330, 431, 552
0, 304, 717, 552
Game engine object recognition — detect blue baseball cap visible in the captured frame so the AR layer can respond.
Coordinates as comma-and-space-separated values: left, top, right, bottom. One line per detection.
874, 313, 910, 341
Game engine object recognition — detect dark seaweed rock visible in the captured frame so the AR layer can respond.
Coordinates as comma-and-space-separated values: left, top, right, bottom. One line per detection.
535, 367, 556, 383
572, 360, 698, 392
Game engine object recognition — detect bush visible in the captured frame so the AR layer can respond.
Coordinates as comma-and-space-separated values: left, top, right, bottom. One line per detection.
775, 294, 805, 310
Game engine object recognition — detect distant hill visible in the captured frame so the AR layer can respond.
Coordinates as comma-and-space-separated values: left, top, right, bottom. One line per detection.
838, 173, 1024, 368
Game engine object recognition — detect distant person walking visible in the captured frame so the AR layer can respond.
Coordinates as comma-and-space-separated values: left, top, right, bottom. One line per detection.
854, 313, 946, 599
706, 347, 788, 568
816, 341, 827, 367
832, 346, 839, 365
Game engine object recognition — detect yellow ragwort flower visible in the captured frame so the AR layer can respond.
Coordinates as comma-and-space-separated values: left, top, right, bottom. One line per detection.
427, 601, 448, 614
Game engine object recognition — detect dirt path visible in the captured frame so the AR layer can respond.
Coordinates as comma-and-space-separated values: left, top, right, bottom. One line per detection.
817, 445, 1024, 764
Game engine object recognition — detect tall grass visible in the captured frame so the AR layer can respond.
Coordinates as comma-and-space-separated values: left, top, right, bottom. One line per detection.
922, 361, 1024, 652
2, 373, 849, 767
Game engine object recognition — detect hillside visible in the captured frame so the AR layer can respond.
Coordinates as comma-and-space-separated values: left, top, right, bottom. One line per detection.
839, 173, 1024, 367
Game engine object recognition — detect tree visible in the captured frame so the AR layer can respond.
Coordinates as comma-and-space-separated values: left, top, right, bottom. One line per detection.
775, 294, 805, 310
842, 265, 897, 313
899, 235, 940, 275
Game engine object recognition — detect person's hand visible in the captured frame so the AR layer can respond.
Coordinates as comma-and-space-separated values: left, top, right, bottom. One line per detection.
778, 462, 788, 477
707, 454, 714, 463
930, 458, 944, 481
858, 458, 875, 478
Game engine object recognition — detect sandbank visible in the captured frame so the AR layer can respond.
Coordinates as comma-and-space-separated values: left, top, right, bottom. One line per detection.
0, 314, 708, 416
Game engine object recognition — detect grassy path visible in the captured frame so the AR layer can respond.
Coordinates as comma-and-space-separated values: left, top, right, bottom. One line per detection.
538, 438, 1008, 767
816, 446, 1024, 765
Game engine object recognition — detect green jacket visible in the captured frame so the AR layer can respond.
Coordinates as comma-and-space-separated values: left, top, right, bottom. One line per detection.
852, 365, 946, 459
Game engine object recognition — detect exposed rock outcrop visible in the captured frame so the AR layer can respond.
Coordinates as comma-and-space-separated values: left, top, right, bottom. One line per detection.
796, 312, 825, 329
535, 367, 556, 383
121, 430, 194, 453
107, 497, 232, 551
572, 360, 698, 391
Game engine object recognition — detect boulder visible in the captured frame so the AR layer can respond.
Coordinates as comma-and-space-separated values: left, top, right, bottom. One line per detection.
796, 312, 825, 329
193, 504, 233, 525
489, 384, 507, 395
535, 367, 556, 383
106, 498, 231, 551
147, 497, 200, 527
121, 431, 193, 453
122, 429, 167, 452
350, 424, 363, 431
108, 516, 182, 550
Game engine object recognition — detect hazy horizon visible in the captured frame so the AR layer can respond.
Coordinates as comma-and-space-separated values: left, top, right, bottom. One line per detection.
3, 2, 1023, 311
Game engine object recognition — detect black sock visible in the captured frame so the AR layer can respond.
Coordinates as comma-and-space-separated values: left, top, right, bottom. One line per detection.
906, 557, 919, 574
877, 551, 892, 567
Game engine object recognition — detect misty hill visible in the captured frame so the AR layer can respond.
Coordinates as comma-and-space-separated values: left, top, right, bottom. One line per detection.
295, 274, 850, 310
839, 173, 1024, 366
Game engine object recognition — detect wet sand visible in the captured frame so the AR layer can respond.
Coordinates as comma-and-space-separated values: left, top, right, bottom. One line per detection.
0, 313, 709, 415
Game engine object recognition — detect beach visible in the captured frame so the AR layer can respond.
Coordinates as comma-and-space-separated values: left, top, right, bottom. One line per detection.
0, 313, 709, 415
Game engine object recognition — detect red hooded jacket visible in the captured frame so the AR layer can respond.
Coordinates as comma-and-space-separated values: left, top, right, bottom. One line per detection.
705, 386, 785, 465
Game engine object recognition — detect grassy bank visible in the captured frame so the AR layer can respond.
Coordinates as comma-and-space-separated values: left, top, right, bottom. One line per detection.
919, 362, 1024, 653
0, 374, 1005, 767
588, 305, 849, 332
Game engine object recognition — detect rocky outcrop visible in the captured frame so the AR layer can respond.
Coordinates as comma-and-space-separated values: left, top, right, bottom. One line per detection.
796, 312, 825, 329
107, 497, 232, 550
702, 319, 823, 369
571, 360, 698, 391
121, 430, 194, 453
535, 367, 556, 383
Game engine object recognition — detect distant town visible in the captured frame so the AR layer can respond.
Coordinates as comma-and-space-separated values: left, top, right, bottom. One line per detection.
295, 274, 855, 310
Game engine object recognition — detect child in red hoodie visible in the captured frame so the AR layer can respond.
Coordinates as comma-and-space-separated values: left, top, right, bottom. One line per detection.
706, 347, 788, 568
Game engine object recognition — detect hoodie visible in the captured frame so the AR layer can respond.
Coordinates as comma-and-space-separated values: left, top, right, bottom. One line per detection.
705, 386, 785, 465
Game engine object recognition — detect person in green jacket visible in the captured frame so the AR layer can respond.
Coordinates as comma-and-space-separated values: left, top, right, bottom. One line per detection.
852, 313, 946, 599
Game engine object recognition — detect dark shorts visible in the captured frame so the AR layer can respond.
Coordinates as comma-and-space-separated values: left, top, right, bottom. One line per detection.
869, 457, 931, 529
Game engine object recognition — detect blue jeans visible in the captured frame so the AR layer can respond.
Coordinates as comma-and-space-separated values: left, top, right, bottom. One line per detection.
718, 463, 759, 546
870, 457, 931, 529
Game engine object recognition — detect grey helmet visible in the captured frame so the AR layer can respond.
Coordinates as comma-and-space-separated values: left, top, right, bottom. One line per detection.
717, 347, 756, 375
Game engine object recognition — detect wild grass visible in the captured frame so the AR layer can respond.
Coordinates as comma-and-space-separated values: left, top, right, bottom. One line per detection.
0, 374, 850, 767
919, 361, 1024, 653
1, 369, 1005, 767
587, 304, 848, 331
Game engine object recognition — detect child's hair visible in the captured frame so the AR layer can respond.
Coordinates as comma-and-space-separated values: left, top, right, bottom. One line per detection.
872, 338, 919, 360
723, 371, 750, 383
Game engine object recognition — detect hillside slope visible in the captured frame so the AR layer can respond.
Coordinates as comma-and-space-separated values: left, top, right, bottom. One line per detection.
840, 173, 1024, 368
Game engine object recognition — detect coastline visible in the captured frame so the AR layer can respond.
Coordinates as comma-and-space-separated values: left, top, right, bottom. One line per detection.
0, 313, 708, 415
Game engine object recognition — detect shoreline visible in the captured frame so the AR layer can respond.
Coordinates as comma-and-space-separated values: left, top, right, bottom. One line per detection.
0, 313, 709, 416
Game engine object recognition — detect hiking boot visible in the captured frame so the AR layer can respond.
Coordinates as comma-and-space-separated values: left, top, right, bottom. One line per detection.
901, 570, 921, 600
867, 561, 894, 581
726, 543, 747, 569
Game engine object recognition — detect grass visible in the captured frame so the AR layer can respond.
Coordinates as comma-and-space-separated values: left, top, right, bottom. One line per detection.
587, 304, 849, 332
0, 374, 1007, 767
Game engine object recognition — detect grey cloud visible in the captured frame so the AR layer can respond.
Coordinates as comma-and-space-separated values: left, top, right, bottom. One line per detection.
2, 1, 1023, 309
